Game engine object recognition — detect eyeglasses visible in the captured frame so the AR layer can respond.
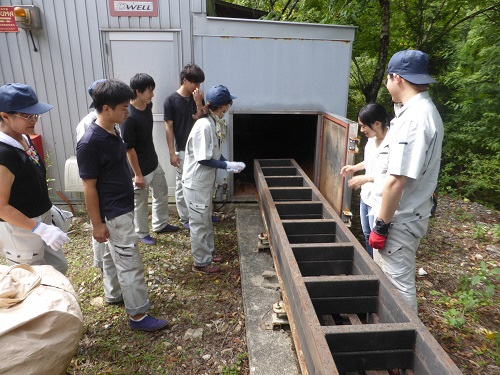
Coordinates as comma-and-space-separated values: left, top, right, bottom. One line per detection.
14, 113, 40, 122
383, 74, 394, 86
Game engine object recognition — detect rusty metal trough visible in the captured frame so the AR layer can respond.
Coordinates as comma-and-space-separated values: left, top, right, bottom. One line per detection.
254, 158, 462, 375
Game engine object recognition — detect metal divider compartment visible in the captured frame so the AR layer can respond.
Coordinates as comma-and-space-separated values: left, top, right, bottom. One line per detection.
254, 158, 463, 375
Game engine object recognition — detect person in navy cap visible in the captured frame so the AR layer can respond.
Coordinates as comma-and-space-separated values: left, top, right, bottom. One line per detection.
183, 85, 245, 274
0, 83, 69, 274
368, 49, 443, 313
76, 79, 107, 141
75, 79, 108, 273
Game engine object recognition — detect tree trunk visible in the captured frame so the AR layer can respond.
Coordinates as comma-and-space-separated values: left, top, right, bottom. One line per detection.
362, 0, 390, 103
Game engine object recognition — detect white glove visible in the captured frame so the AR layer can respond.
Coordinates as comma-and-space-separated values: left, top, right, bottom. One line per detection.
225, 161, 246, 173
32, 222, 70, 251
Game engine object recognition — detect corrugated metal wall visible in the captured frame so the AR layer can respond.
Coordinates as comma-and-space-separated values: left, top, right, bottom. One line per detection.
1, 0, 355, 204
0, 0, 202, 200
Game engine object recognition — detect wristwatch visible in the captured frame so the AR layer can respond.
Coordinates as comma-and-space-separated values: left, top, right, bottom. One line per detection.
374, 218, 391, 236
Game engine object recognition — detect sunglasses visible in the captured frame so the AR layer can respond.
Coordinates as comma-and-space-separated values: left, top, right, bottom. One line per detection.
14, 113, 40, 122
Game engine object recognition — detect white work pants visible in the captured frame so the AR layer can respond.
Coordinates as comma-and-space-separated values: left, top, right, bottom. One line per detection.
134, 163, 170, 238
175, 151, 189, 224
103, 212, 151, 316
377, 219, 429, 313
183, 185, 215, 266
92, 238, 105, 270
0, 209, 68, 275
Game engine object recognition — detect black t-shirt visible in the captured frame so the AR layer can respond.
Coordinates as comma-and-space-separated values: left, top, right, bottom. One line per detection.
0, 138, 52, 218
163, 91, 197, 152
76, 122, 134, 222
120, 102, 158, 176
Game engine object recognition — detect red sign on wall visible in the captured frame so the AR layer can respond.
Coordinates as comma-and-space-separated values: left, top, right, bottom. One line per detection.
0, 6, 19, 32
109, 0, 158, 17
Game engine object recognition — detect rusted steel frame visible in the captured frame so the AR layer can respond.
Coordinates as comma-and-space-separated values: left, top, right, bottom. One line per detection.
254, 158, 463, 375
255, 161, 338, 375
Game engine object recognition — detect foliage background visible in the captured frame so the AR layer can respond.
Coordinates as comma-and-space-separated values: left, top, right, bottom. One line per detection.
228, 0, 500, 208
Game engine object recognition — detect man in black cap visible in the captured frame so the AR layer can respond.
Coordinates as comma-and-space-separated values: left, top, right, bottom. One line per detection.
0, 83, 69, 274
369, 49, 443, 313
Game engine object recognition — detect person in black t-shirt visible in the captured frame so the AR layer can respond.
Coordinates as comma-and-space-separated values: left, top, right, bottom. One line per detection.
164, 64, 205, 229
0, 83, 69, 274
77, 79, 167, 331
120, 73, 179, 246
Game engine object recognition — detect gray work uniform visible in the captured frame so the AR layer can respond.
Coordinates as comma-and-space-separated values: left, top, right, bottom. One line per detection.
370, 92, 443, 313
182, 116, 221, 267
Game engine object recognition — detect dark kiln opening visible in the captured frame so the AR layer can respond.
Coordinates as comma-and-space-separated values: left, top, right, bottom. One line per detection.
232, 113, 318, 198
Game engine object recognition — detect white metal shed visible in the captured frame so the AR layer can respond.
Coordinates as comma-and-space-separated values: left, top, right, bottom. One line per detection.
0, 0, 356, 216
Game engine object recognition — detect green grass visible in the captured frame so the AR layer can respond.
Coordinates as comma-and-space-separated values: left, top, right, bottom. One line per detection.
61, 210, 248, 374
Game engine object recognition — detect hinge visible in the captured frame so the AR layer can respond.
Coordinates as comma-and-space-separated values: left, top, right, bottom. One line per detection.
342, 210, 352, 227
348, 137, 360, 154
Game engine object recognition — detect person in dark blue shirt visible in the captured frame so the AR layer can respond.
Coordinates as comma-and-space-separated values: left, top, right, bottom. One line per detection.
77, 79, 167, 332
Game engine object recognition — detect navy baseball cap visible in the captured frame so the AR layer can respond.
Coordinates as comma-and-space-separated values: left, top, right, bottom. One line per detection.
88, 79, 107, 108
206, 85, 237, 107
387, 49, 437, 84
0, 83, 53, 114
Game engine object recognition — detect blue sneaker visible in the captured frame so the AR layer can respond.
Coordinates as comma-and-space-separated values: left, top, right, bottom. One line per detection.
129, 315, 168, 332
182, 222, 190, 230
155, 224, 180, 233
212, 215, 221, 223
140, 235, 156, 245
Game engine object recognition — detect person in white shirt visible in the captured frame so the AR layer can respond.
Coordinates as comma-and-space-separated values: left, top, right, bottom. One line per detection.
341, 103, 389, 258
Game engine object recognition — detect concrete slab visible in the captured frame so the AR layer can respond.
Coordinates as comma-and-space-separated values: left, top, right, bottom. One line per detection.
236, 205, 300, 375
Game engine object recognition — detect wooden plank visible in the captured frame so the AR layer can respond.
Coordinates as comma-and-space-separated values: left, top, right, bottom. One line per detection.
321, 314, 336, 326
345, 313, 363, 325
